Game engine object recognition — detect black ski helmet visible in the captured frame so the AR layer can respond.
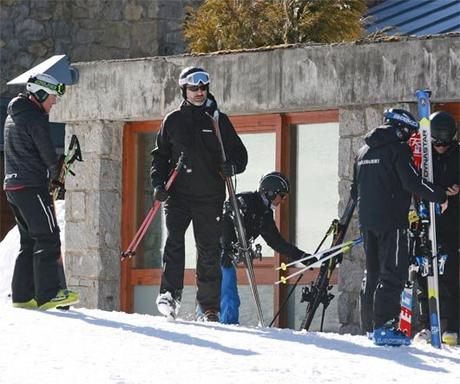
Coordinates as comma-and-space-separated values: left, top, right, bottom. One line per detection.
384, 108, 419, 140
178, 66, 210, 99
430, 111, 457, 145
258, 171, 290, 201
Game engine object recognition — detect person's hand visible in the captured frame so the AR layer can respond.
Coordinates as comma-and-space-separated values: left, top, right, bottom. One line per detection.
446, 184, 459, 196
153, 185, 168, 202
440, 199, 448, 214
50, 179, 65, 192
220, 160, 236, 178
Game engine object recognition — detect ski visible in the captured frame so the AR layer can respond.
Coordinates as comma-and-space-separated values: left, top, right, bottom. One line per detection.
299, 196, 356, 331
415, 89, 442, 348
50, 134, 83, 306
52, 134, 83, 201
207, 111, 265, 327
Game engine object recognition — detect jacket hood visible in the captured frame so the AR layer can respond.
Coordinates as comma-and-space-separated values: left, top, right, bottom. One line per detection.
7, 94, 41, 117
364, 124, 405, 148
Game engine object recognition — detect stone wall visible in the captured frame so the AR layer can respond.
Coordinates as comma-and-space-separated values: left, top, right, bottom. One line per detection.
0, 0, 202, 100
63, 120, 124, 310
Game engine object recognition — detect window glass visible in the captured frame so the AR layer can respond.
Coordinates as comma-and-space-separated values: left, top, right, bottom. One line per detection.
289, 121, 339, 331
294, 123, 339, 253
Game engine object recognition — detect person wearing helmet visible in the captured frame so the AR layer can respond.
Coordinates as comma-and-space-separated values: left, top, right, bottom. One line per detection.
414, 111, 459, 346
3, 73, 79, 310
220, 171, 309, 324
350, 108, 448, 346
151, 66, 248, 322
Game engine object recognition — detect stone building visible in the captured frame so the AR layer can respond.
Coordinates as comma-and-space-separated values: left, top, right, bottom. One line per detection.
51, 33, 459, 332
1, 1, 458, 333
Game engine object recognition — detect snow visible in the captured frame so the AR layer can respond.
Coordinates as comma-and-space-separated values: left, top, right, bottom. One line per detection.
1, 203, 459, 384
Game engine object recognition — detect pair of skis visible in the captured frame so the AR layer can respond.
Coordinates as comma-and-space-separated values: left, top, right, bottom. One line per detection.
399, 90, 442, 348
207, 111, 265, 327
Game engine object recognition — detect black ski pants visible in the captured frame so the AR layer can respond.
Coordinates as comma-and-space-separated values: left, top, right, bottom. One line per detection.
160, 196, 223, 311
417, 233, 459, 333
6, 187, 61, 306
360, 228, 409, 331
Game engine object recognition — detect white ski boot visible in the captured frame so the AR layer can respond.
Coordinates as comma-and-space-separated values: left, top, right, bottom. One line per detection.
413, 329, 431, 344
156, 291, 180, 320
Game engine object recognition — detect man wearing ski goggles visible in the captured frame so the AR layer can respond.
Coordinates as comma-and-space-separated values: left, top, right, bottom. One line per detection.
151, 66, 248, 323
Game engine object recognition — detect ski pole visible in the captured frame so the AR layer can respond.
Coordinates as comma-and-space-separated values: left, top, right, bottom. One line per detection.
276, 237, 362, 271
268, 221, 335, 327
207, 110, 265, 327
121, 152, 186, 260
276, 237, 362, 285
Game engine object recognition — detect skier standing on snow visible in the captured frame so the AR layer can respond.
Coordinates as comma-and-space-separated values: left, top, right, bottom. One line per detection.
3, 74, 79, 310
151, 67, 247, 322
351, 108, 447, 346
413, 111, 459, 346
220, 172, 308, 324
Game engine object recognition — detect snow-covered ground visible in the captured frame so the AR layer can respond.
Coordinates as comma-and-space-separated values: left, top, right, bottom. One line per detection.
0, 303, 459, 384
1, 202, 459, 384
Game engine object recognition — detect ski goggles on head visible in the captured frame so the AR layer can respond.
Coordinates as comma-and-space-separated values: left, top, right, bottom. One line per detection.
179, 71, 210, 87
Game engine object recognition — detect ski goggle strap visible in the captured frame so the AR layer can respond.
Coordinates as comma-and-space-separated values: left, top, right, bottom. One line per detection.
31, 77, 66, 96
179, 71, 210, 87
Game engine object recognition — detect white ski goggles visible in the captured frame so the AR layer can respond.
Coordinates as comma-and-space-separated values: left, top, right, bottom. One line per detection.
179, 71, 210, 87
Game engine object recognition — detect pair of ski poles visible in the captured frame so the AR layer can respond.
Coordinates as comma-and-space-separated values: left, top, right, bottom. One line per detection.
121, 153, 186, 260
275, 237, 362, 285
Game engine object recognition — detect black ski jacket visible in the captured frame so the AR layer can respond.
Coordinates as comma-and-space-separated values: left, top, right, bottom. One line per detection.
221, 191, 304, 261
432, 142, 459, 238
351, 125, 447, 231
151, 99, 247, 202
3, 94, 59, 190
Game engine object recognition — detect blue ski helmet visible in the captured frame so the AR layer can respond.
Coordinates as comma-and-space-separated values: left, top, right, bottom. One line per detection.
384, 108, 419, 140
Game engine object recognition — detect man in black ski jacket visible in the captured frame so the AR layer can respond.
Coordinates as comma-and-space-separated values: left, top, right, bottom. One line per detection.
220, 172, 307, 324
414, 111, 459, 346
151, 67, 248, 322
351, 108, 447, 346
3, 73, 79, 310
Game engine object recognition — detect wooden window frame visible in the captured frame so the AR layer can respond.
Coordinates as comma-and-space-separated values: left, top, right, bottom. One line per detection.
120, 110, 339, 328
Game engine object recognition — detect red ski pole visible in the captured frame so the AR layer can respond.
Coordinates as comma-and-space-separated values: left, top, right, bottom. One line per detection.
121, 152, 186, 260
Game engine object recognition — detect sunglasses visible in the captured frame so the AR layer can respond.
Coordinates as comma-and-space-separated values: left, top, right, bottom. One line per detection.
186, 85, 207, 92
432, 140, 451, 147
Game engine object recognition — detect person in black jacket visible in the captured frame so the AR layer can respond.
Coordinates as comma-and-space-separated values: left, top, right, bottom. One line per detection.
414, 111, 459, 346
351, 108, 447, 346
151, 67, 248, 322
3, 73, 79, 310
220, 171, 307, 324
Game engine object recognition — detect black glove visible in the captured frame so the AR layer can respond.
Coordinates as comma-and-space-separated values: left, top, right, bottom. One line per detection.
153, 185, 168, 202
298, 252, 312, 267
220, 160, 236, 178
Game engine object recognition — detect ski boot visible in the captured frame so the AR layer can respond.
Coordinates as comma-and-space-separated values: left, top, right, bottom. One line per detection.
413, 329, 431, 344
373, 321, 411, 346
12, 298, 38, 309
156, 290, 181, 320
196, 305, 220, 322
38, 289, 79, 310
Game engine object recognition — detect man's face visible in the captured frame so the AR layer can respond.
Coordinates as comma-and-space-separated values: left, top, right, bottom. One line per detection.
433, 142, 450, 154
42, 94, 57, 114
186, 85, 207, 106
271, 193, 288, 208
